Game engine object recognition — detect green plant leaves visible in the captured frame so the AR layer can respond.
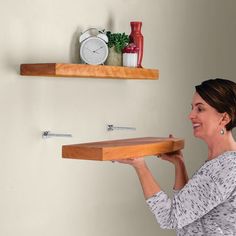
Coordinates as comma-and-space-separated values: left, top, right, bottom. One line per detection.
106, 31, 129, 53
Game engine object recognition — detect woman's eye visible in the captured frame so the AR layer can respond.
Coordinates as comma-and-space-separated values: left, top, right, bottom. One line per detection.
197, 107, 203, 112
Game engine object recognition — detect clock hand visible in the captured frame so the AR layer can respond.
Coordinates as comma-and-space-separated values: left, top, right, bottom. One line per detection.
85, 47, 99, 54
94, 46, 104, 52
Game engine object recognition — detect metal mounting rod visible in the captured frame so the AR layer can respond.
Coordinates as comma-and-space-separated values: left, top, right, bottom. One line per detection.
42, 131, 72, 139
107, 124, 136, 131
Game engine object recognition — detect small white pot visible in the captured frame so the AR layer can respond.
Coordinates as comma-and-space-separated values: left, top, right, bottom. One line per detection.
123, 53, 138, 67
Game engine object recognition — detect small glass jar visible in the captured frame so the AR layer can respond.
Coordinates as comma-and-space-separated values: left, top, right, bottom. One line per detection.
123, 52, 138, 67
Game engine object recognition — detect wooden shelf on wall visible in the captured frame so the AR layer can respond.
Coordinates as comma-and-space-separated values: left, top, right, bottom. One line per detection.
20, 63, 159, 80
62, 137, 184, 161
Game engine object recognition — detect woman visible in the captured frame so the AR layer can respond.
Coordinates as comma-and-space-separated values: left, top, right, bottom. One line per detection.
116, 78, 236, 235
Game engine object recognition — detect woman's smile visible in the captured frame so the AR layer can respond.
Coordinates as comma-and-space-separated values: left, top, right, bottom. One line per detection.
193, 123, 201, 129
192, 122, 202, 135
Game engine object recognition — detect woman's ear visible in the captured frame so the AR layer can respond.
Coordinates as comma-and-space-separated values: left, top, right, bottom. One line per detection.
220, 112, 231, 127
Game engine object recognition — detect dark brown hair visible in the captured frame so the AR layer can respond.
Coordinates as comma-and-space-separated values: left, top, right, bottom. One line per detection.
195, 78, 236, 131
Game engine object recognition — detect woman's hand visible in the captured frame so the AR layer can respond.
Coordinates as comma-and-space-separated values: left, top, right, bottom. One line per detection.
159, 134, 188, 190
158, 134, 184, 165
113, 157, 146, 169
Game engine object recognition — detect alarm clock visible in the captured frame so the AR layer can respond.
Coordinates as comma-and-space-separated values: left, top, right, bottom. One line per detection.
79, 28, 109, 65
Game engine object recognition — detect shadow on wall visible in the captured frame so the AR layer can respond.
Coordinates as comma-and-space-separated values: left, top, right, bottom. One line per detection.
69, 26, 82, 64
106, 13, 115, 32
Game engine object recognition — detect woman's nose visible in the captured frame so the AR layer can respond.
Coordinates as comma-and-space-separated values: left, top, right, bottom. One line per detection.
188, 110, 195, 120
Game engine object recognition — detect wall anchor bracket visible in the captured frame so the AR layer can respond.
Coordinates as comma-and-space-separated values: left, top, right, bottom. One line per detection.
42, 131, 72, 139
107, 124, 136, 131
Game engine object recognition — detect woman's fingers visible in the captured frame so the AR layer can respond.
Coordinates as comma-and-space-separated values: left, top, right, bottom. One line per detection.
112, 158, 146, 168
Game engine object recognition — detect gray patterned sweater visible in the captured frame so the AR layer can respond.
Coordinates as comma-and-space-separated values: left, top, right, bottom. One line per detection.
146, 151, 236, 235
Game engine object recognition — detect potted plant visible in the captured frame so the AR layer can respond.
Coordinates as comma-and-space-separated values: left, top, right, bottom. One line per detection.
105, 31, 129, 66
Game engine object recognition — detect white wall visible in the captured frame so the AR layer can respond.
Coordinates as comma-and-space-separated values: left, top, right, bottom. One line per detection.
0, 0, 236, 235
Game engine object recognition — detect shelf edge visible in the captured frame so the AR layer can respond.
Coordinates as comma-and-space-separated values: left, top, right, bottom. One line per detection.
20, 63, 159, 80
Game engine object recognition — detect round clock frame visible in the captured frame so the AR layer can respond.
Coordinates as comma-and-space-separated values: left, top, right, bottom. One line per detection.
80, 30, 109, 65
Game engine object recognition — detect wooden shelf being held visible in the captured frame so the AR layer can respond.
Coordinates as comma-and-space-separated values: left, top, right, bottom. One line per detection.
62, 137, 184, 161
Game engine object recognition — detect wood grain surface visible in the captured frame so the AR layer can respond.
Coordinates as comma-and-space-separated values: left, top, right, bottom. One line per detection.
20, 63, 159, 80
62, 137, 184, 161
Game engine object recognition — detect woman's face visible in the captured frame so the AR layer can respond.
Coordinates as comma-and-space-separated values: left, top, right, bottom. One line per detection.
188, 92, 224, 140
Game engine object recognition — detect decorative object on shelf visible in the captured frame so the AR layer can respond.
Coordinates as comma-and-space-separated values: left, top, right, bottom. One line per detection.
62, 137, 185, 161
79, 28, 109, 65
105, 31, 129, 66
129, 21, 144, 68
105, 46, 122, 66
122, 43, 139, 67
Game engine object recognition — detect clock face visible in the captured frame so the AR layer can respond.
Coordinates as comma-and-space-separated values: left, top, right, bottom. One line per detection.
80, 37, 108, 65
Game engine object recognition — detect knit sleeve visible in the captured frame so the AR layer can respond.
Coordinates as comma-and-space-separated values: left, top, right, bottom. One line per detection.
146, 154, 236, 229
146, 169, 223, 229
210, 157, 236, 200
